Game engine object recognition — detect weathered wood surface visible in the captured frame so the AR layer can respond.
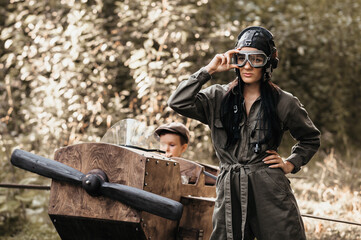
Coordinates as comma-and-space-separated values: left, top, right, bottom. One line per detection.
179, 196, 215, 240
46, 143, 218, 240
172, 157, 203, 184
172, 157, 219, 186
170, 157, 217, 199
48, 143, 146, 222
198, 162, 220, 185
142, 157, 182, 240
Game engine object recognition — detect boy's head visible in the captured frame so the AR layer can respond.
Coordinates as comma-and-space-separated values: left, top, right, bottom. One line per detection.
155, 122, 190, 158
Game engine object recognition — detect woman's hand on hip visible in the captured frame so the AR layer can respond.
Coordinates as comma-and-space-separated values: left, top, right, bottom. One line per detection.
204, 49, 239, 75
263, 150, 295, 174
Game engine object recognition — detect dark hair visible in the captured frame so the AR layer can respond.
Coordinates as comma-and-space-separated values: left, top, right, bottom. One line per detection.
220, 75, 282, 149
158, 130, 188, 145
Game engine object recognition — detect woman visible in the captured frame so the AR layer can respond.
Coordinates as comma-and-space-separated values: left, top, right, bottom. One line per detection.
168, 26, 320, 240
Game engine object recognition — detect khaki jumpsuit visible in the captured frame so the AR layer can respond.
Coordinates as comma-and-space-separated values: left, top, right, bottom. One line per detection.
168, 68, 321, 240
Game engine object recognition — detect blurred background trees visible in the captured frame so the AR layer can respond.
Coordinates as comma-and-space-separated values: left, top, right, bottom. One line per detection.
0, 0, 360, 238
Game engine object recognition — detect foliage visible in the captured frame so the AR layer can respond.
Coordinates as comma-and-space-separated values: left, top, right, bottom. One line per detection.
0, 0, 360, 238
292, 150, 361, 240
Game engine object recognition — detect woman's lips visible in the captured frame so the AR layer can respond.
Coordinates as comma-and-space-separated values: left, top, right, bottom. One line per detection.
243, 73, 253, 77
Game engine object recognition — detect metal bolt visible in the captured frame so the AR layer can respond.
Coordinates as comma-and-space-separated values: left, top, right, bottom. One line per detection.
156, 160, 159, 164
53, 219, 56, 223
199, 229, 204, 238
174, 162, 177, 166
143, 223, 147, 227
144, 183, 147, 186
146, 159, 150, 162
135, 227, 139, 231
166, 162, 169, 166
145, 172, 148, 175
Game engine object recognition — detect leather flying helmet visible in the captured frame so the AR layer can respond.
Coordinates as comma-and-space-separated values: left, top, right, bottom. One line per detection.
235, 26, 279, 69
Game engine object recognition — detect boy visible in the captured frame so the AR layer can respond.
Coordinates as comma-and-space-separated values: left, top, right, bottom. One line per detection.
154, 122, 190, 158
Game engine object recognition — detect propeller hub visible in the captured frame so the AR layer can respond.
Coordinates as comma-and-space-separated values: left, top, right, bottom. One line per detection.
82, 169, 108, 197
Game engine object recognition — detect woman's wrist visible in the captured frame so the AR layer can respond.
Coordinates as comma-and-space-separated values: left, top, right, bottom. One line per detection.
283, 161, 295, 174
204, 65, 214, 75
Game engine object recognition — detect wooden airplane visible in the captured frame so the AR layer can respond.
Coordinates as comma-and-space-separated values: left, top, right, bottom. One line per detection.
10, 120, 219, 240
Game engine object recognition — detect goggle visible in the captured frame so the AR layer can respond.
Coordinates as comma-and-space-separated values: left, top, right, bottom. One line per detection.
234, 51, 269, 68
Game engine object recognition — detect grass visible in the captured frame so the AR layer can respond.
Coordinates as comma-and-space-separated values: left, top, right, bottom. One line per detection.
291, 150, 361, 240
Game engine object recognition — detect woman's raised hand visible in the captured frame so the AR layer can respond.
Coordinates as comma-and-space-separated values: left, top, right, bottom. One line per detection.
204, 49, 239, 75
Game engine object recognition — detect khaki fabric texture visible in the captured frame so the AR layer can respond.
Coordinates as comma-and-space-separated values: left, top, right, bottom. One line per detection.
168, 68, 320, 240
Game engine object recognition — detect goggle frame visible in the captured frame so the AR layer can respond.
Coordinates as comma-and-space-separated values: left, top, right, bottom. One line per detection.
234, 51, 270, 68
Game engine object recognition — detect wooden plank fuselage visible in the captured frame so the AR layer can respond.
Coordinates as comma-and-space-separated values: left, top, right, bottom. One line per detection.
48, 143, 217, 240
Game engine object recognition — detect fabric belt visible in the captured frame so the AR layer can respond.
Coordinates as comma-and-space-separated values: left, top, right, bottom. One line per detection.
220, 161, 268, 240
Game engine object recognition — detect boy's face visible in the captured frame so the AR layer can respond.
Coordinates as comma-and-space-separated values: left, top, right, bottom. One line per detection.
159, 133, 188, 158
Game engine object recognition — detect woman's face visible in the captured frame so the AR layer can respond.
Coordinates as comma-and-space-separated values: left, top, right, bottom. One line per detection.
236, 47, 263, 85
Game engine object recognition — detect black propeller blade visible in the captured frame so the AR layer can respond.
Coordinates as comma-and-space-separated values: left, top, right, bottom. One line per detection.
100, 182, 183, 221
11, 149, 84, 184
10, 149, 183, 221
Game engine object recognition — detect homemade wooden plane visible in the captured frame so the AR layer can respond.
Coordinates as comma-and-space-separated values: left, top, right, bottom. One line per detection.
11, 139, 219, 239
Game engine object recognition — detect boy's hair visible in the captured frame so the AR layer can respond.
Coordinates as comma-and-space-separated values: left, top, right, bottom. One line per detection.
155, 122, 190, 145
157, 130, 187, 145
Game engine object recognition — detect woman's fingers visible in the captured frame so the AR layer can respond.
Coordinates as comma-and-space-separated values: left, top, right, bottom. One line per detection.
225, 49, 239, 68
262, 150, 294, 174
224, 50, 236, 64
264, 157, 285, 170
206, 49, 241, 74
220, 54, 226, 66
225, 49, 240, 55
263, 150, 283, 166
263, 150, 292, 173
266, 150, 278, 155
263, 159, 282, 166
263, 154, 281, 162
268, 163, 283, 169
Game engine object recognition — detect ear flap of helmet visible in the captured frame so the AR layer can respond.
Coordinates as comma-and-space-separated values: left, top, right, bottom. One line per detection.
270, 46, 279, 69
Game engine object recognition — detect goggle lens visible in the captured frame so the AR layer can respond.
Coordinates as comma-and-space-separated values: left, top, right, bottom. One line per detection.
235, 53, 268, 68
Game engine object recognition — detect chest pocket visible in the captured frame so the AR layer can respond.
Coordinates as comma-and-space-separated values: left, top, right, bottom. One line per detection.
213, 118, 247, 149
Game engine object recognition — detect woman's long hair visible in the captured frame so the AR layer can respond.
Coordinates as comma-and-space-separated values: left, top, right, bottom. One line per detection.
220, 73, 282, 149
